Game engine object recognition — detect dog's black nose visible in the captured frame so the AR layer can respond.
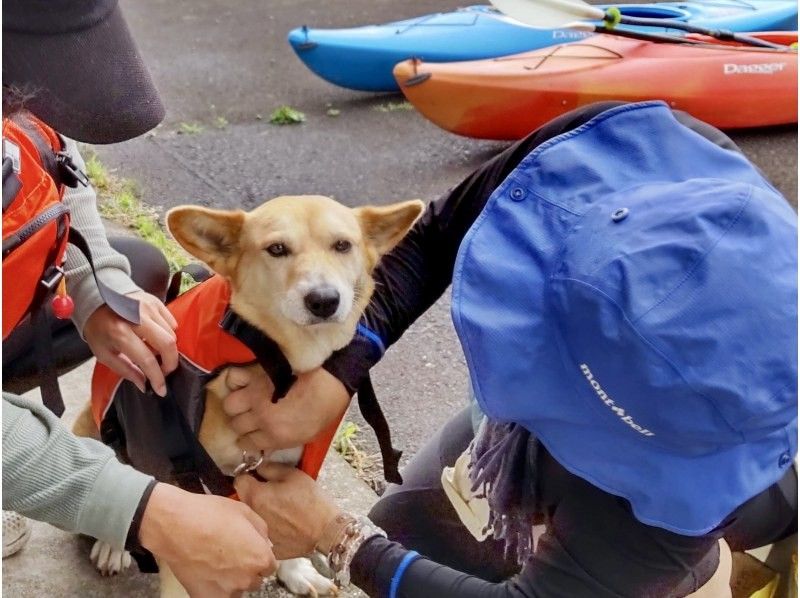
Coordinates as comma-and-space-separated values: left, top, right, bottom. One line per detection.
304, 287, 340, 319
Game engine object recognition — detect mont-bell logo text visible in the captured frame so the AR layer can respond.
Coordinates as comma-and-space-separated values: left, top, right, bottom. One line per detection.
723, 63, 786, 75
580, 364, 655, 437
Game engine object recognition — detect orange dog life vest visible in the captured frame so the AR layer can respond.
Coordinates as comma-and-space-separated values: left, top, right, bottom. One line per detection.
92, 275, 341, 487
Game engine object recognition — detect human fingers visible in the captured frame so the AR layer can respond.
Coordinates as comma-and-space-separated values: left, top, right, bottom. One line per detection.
233, 473, 263, 505
96, 349, 147, 393
236, 432, 269, 455
229, 410, 260, 436
135, 316, 179, 376
225, 366, 253, 392
255, 461, 296, 482
223, 387, 253, 418
240, 502, 272, 545
115, 330, 168, 396
239, 522, 277, 582
154, 298, 178, 329
131, 291, 178, 331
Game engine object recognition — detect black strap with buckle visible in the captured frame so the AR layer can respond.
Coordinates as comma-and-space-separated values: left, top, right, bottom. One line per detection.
219, 309, 297, 403
24, 229, 142, 416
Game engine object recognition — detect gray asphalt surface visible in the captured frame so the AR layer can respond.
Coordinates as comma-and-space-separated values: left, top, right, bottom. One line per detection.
96, 0, 798, 489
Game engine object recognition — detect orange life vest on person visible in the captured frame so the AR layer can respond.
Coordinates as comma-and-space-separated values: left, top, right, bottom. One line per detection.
2, 114, 74, 339
91, 274, 341, 482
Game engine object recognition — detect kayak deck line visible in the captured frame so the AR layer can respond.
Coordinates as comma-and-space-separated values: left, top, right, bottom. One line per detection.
522, 45, 624, 71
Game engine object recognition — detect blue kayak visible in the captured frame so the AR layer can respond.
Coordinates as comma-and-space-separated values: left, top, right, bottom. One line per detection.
288, 2, 798, 92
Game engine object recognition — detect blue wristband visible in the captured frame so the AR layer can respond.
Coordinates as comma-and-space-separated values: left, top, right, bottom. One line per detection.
356, 323, 386, 357
389, 550, 420, 598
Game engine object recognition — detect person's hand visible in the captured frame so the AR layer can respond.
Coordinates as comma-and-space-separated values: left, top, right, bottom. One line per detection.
235, 463, 342, 560
139, 483, 277, 597
223, 366, 350, 453
83, 291, 178, 396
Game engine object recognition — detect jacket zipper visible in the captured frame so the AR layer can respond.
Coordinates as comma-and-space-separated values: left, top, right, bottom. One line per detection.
2, 202, 69, 259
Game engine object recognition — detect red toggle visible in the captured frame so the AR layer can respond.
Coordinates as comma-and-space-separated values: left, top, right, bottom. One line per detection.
51, 278, 74, 320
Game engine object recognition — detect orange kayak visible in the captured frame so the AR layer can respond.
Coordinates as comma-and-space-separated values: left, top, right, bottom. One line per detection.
394, 32, 797, 140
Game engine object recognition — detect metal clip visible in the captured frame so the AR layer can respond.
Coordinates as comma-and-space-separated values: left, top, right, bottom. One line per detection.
232, 450, 265, 477
40, 265, 65, 291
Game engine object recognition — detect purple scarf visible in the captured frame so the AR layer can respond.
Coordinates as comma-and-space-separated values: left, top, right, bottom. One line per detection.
468, 419, 543, 565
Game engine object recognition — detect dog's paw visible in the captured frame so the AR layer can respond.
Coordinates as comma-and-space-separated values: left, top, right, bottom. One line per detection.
276, 557, 337, 596
90, 540, 132, 576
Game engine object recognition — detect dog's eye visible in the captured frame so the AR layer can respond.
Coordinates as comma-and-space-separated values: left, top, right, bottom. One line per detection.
265, 243, 290, 257
333, 240, 352, 253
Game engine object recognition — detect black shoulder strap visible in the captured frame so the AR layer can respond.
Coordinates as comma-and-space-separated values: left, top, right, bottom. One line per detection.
219, 309, 296, 403
357, 376, 403, 484
67, 229, 141, 325
164, 263, 213, 303
23, 229, 141, 416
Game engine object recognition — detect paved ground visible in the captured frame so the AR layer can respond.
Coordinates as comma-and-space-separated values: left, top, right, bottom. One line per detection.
93, 0, 797, 482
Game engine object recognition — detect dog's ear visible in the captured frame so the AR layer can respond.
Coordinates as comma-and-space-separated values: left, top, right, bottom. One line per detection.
354, 199, 424, 259
166, 206, 245, 276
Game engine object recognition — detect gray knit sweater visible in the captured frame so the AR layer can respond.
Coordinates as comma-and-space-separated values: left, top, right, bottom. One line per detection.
62, 138, 141, 334
2, 141, 154, 549
3, 393, 153, 549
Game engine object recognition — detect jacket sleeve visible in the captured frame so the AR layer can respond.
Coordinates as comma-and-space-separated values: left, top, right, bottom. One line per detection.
61, 139, 141, 335
350, 510, 719, 598
2, 393, 154, 550
323, 102, 636, 393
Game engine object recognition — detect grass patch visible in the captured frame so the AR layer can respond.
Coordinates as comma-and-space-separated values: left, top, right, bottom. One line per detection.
269, 105, 306, 125
373, 100, 414, 113
177, 121, 204, 135
84, 152, 192, 276
333, 420, 383, 491
213, 115, 229, 130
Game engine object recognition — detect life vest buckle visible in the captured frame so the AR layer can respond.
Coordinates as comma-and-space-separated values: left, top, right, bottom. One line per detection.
40, 265, 65, 291
55, 151, 89, 188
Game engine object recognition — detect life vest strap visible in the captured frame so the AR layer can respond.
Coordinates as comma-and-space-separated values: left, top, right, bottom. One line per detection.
158, 384, 236, 496
164, 263, 213, 303
357, 376, 403, 484
219, 309, 296, 402
28, 229, 142, 415
67, 228, 141, 326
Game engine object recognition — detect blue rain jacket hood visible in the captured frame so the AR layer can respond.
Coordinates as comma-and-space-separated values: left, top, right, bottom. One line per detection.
452, 101, 797, 535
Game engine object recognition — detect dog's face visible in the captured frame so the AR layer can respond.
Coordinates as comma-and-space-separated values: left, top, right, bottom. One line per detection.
167, 195, 422, 366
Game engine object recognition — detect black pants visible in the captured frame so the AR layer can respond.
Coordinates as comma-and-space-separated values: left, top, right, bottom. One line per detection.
2, 236, 170, 394
369, 408, 797, 590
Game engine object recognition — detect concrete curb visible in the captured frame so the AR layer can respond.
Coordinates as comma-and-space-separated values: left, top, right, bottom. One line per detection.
3, 360, 375, 597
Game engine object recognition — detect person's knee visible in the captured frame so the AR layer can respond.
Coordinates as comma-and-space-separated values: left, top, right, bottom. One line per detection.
109, 236, 170, 300
368, 490, 441, 540
368, 493, 402, 533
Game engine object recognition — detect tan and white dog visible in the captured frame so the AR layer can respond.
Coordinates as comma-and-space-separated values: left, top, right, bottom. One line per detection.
73, 194, 423, 596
